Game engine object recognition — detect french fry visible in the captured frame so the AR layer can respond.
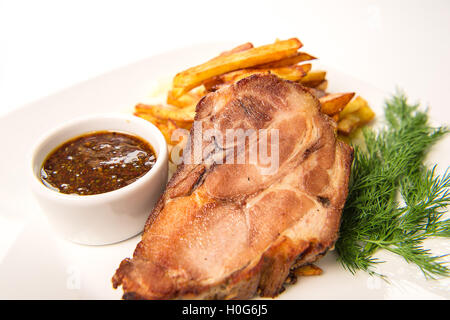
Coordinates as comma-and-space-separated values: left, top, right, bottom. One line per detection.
170, 38, 303, 98
140, 37, 376, 146
339, 96, 368, 118
314, 80, 328, 91
134, 111, 171, 142
203, 68, 271, 92
215, 42, 254, 59
294, 264, 323, 277
337, 114, 361, 135
135, 112, 187, 145
337, 105, 375, 135
300, 70, 327, 87
165, 119, 179, 145
135, 103, 196, 122
255, 51, 316, 68
332, 114, 340, 122
166, 86, 206, 108
204, 64, 311, 92
134, 112, 163, 126
172, 119, 194, 130
271, 64, 311, 81
155, 121, 175, 144
203, 77, 224, 92
358, 105, 376, 123
319, 92, 355, 115
166, 92, 197, 108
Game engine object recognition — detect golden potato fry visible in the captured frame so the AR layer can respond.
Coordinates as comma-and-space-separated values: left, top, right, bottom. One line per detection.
300, 70, 327, 87
337, 114, 361, 135
133, 112, 163, 126
135, 103, 196, 122
168, 122, 189, 145
155, 121, 175, 144
337, 105, 375, 135
203, 77, 224, 92
134, 111, 171, 143
255, 51, 316, 68
332, 114, 340, 122
357, 105, 376, 123
172, 119, 193, 130
271, 64, 311, 81
166, 92, 197, 108
339, 95, 368, 118
319, 92, 355, 115
314, 80, 328, 91
166, 86, 206, 108
215, 42, 254, 58
167, 87, 186, 101
203, 68, 272, 91
170, 38, 303, 98
294, 264, 323, 277
135, 107, 193, 131
165, 119, 179, 145
135, 112, 188, 145
204, 64, 311, 92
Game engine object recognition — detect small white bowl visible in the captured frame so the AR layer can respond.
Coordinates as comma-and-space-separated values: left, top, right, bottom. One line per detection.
29, 114, 168, 245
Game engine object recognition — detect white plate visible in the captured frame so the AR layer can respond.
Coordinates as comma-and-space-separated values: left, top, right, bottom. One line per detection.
0, 43, 448, 300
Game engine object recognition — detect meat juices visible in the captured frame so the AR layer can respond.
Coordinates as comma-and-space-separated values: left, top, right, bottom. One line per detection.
113, 74, 353, 299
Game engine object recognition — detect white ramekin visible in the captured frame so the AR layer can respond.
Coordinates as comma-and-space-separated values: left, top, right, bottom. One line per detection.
29, 114, 168, 245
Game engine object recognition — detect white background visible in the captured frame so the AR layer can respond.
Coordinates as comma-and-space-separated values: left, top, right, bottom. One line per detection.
0, 0, 449, 299
0, 0, 449, 124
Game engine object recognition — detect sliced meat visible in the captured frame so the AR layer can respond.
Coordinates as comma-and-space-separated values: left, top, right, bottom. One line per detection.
112, 74, 353, 299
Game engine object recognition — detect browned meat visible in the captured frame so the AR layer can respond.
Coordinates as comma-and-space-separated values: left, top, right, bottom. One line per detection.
112, 74, 353, 299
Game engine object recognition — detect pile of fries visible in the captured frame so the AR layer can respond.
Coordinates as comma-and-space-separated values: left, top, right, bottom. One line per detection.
134, 38, 375, 146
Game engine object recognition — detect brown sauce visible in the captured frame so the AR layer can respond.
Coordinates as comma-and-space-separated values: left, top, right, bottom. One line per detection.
40, 131, 156, 195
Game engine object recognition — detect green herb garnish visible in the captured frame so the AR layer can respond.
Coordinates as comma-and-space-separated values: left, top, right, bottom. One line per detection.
336, 92, 450, 278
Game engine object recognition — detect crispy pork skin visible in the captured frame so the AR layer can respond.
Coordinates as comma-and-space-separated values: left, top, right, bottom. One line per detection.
112, 74, 353, 299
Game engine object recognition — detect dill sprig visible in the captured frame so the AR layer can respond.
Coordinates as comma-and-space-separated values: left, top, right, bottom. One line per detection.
336, 92, 450, 278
